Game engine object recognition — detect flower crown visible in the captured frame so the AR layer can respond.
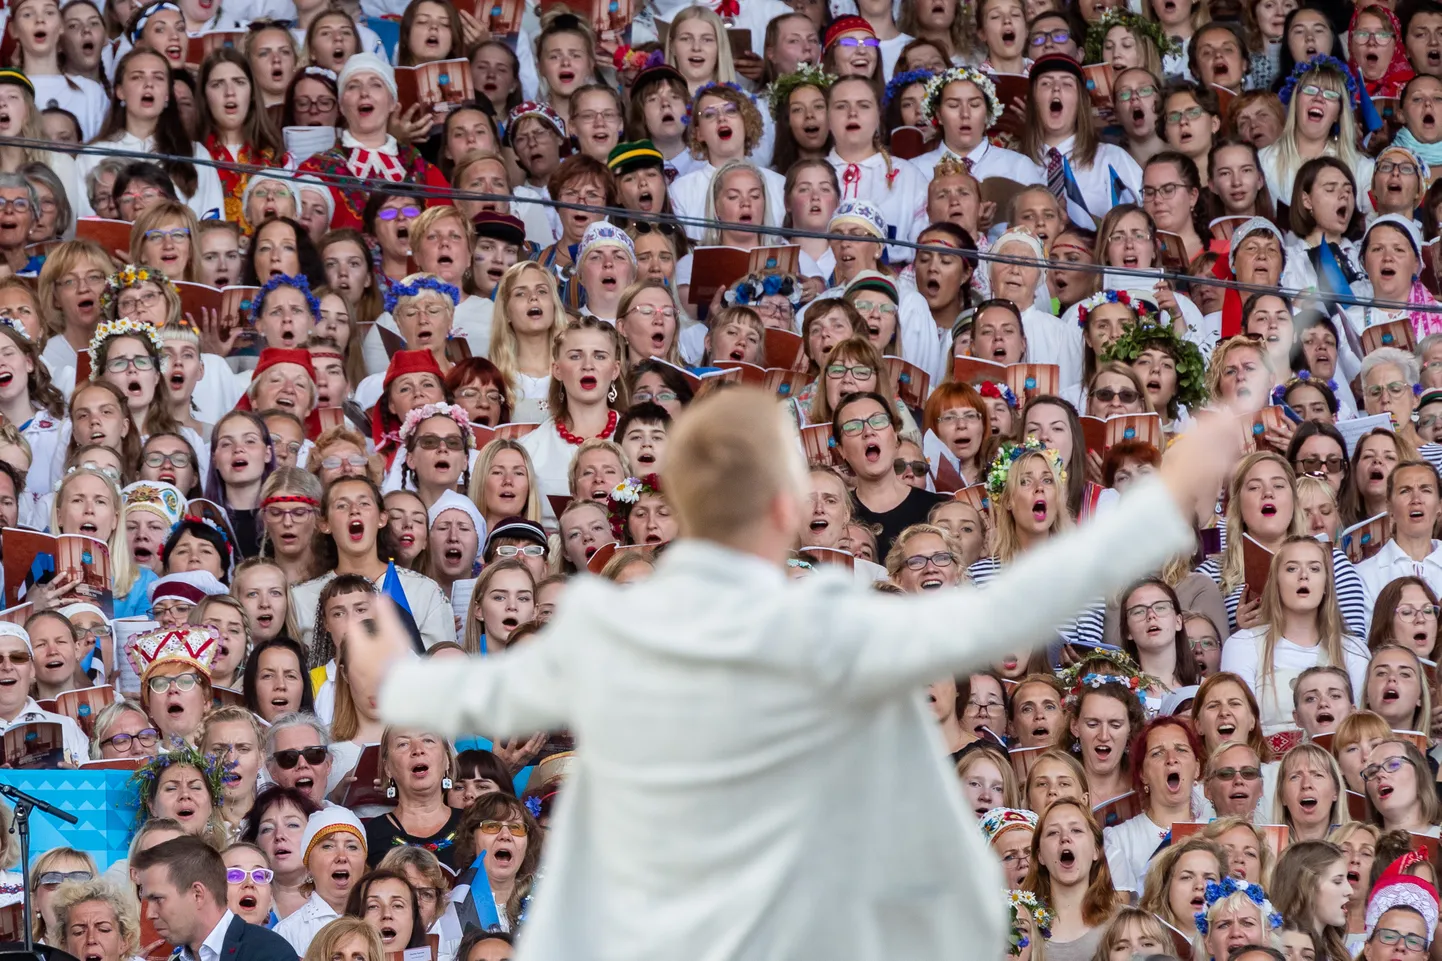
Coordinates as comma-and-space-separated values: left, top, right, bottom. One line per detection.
606, 474, 661, 541
1057, 647, 1146, 696
1064, 671, 1147, 711
1074, 289, 1158, 328
100, 264, 176, 322
1194, 877, 1284, 935
1272, 370, 1340, 406
129, 742, 231, 816
921, 66, 1000, 129
383, 275, 461, 316
1007, 890, 1054, 955
977, 380, 1019, 409
725, 272, 804, 309
766, 63, 837, 119
613, 45, 665, 73
884, 68, 936, 107
0, 314, 29, 342
1100, 318, 1208, 414
88, 317, 165, 379
1084, 9, 1180, 62
256, 272, 321, 324
399, 401, 471, 446
1278, 54, 1358, 108
985, 436, 1066, 498
159, 514, 234, 568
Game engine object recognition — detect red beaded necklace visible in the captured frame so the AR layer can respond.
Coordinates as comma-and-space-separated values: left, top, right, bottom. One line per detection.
556, 408, 618, 446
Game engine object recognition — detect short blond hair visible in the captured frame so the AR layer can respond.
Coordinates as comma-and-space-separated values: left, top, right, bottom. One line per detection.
664, 386, 803, 543
53, 879, 141, 957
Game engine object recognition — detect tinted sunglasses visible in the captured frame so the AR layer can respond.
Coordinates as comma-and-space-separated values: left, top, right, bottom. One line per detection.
271, 746, 328, 769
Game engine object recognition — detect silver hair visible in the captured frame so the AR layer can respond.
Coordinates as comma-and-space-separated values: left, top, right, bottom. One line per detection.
0, 172, 40, 227
263, 710, 332, 758
1361, 345, 1420, 386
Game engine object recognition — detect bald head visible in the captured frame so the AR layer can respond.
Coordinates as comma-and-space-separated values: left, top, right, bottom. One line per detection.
664, 386, 806, 550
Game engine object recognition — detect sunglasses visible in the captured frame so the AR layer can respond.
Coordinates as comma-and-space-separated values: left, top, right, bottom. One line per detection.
378, 206, 423, 221
38, 871, 93, 887
1092, 387, 1139, 404
835, 36, 880, 47
416, 434, 466, 451
226, 868, 274, 885
1209, 766, 1262, 781
270, 745, 328, 769
893, 458, 928, 477
477, 819, 528, 836
0, 651, 31, 665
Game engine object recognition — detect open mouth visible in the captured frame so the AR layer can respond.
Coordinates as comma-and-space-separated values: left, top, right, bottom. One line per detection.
492, 848, 514, 866
1383, 685, 1400, 702
432, 457, 452, 474
1166, 772, 1181, 791
864, 442, 881, 463
347, 519, 365, 541
239, 895, 257, 911
331, 867, 351, 887
558, 70, 575, 85
920, 575, 944, 589
1048, 97, 1063, 119
1213, 62, 1229, 78
1058, 848, 1076, 867
444, 546, 463, 563
1228, 788, 1251, 802
175, 805, 196, 820
579, 375, 597, 391
293, 777, 313, 793
1306, 105, 1325, 122
1001, 27, 1016, 45
1370, 468, 1386, 482
167, 702, 184, 716
1379, 784, 1395, 800
78, 521, 98, 534
380, 926, 398, 945
1348, 869, 1362, 884
1259, 503, 1277, 517
410, 761, 430, 779
717, 123, 734, 140
1316, 709, 1334, 724
1094, 745, 1112, 759
1299, 795, 1318, 812
1296, 585, 1311, 597
1031, 499, 1047, 522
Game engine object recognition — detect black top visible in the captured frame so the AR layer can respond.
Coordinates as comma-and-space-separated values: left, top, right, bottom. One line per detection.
364, 806, 465, 869
852, 486, 946, 559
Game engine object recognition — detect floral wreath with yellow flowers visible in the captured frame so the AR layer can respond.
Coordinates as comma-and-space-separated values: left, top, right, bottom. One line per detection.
606, 474, 662, 541
1007, 890, 1054, 955
766, 62, 837, 120
88, 317, 165, 379
985, 436, 1067, 498
921, 66, 1000, 130
99, 264, 175, 322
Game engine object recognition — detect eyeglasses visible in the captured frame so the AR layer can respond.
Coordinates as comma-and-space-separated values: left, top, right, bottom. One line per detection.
1126, 599, 1176, 619
478, 819, 528, 836
1108, 228, 1152, 245
1365, 380, 1411, 398
575, 109, 621, 125
143, 227, 190, 243
321, 454, 369, 470
1296, 454, 1344, 474
119, 291, 163, 313
225, 868, 274, 885
264, 505, 315, 522
938, 410, 983, 426
826, 363, 874, 380
77, 624, 113, 640
633, 389, 678, 404
904, 551, 955, 570
270, 745, 328, 769
378, 206, 422, 221
1299, 83, 1343, 101
1374, 928, 1430, 953
1164, 107, 1205, 125
269, 436, 303, 456
1354, 28, 1395, 42
1377, 160, 1420, 176
1362, 755, 1408, 782
1029, 28, 1070, 45
396, 305, 450, 322
102, 728, 158, 751
458, 387, 505, 405
38, 871, 93, 887
416, 434, 465, 451
627, 304, 678, 320
1092, 387, 1140, 404
1210, 765, 1262, 781
1398, 604, 1440, 619
58, 271, 106, 291
1140, 182, 1186, 201
840, 412, 892, 435
151, 601, 195, 621
495, 544, 546, 557
853, 299, 897, 315
106, 355, 156, 373
0, 198, 31, 214
965, 697, 1004, 714
1115, 85, 1156, 102
835, 36, 880, 47
118, 188, 164, 209
893, 459, 928, 478
294, 96, 336, 112
1000, 851, 1031, 867
148, 672, 200, 694
1190, 637, 1219, 652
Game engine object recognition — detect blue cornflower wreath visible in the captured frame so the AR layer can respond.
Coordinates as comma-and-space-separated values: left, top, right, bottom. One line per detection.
255, 273, 322, 324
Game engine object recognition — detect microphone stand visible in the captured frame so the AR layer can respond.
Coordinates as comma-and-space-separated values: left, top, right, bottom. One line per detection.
0, 783, 77, 960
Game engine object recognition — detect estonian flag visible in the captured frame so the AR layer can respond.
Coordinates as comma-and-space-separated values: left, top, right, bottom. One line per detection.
382, 560, 426, 654
1063, 156, 1096, 230
1353, 66, 1384, 133
455, 852, 504, 934
1109, 166, 1137, 206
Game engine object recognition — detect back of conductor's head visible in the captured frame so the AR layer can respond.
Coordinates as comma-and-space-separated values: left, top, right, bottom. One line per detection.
663, 386, 807, 559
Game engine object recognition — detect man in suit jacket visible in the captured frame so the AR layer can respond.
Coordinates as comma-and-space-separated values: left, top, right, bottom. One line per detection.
133, 836, 296, 961
359, 386, 1241, 961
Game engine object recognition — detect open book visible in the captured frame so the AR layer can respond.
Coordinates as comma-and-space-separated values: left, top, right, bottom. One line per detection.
1339, 512, 1389, 565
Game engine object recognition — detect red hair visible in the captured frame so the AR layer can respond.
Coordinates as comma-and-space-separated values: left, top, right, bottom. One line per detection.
1128, 716, 1205, 797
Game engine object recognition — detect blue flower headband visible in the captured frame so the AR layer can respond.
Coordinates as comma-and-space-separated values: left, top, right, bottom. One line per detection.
1277, 55, 1359, 108
884, 69, 935, 107
725, 272, 803, 309
383, 275, 461, 316
1194, 877, 1284, 935
255, 273, 321, 325
1271, 370, 1340, 405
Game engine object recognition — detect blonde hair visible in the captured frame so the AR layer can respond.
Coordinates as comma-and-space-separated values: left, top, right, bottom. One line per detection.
884, 522, 963, 580
130, 201, 201, 282
51, 467, 141, 599
993, 450, 1074, 564
810, 336, 888, 425
466, 438, 544, 525
1206, 335, 1274, 406
489, 261, 568, 398
410, 205, 472, 256
665, 6, 738, 85
1362, 643, 1433, 732
302, 917, 383, 961
52, 879, 140, 957
956, 742, 1020, 806
31, 847, 98, 943
1219, 451, 1302, 592
665, 385, 805, 545
701, 160, 776, 248
37, 240, 115, 337
1255, 536, 1348, 702
616, 279, 684, 366
1201, 815, 1277, 887
1271, 62, 1362, 202
461, 558, 536, 654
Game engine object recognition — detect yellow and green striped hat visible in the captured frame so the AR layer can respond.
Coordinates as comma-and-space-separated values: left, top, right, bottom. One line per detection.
607, 140, 665, 177
0, 68, 34, 98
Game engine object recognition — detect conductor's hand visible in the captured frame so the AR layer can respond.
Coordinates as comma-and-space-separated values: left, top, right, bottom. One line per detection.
1159, 411, 1242, 519
343, 597, 415, 714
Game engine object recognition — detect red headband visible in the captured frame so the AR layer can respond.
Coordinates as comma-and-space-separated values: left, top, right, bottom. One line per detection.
261, 494, 320, 508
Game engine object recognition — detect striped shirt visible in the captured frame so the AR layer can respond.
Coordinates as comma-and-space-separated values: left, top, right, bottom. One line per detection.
967, 556, 1106, 651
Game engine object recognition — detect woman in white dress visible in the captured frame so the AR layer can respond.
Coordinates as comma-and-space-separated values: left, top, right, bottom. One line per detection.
488, 261, 567, 424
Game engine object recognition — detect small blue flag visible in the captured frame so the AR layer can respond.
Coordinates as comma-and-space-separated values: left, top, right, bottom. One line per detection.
1353, 67, 1384, 133
382, 561, 426, 654
1062, 157, 1096, 230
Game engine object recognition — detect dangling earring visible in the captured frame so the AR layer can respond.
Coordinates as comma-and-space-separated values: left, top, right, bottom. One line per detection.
608, 382, 618, 403
442, 775, 453, 790
385, 779, 397, 800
